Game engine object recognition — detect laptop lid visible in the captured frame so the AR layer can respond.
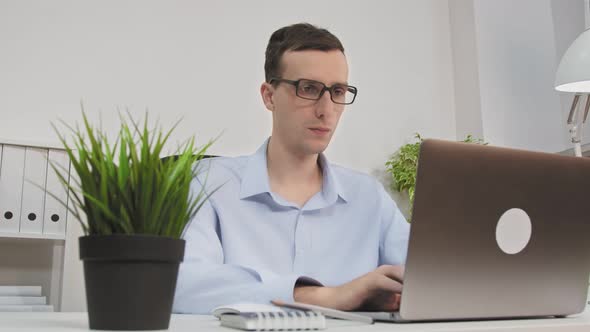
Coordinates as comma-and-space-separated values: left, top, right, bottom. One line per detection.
399, 139, 590, 321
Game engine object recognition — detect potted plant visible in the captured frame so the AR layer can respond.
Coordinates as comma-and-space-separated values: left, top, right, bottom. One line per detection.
51, 111, 214, 330
385, 134, 486, 221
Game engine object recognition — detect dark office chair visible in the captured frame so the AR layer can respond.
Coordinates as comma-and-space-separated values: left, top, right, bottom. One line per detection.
160, 154, 218, 163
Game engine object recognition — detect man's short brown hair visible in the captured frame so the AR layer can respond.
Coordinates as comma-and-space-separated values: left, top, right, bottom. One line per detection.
264, 23, 345, 84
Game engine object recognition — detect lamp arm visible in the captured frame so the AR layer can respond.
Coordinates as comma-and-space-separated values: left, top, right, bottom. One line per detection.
567, 94, 581, 124
567, 94, 589, 157
583, 94, 590, 123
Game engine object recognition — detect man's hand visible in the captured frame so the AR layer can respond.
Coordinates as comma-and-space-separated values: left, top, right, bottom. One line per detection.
293, 265, 404, 312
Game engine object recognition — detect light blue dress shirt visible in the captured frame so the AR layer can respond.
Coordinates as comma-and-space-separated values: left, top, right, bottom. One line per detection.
173, 139, 410, 314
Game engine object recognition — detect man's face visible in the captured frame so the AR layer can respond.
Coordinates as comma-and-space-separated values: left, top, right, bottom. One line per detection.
264, 49, 349, 156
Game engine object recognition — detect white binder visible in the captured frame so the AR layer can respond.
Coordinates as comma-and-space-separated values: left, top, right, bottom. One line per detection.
42, 149, 70, 237
0, 304, 54, 312
0, 296, 46, 305
19, 147, 49, 234
0, 145, 26, 233
0, 286, 42, 296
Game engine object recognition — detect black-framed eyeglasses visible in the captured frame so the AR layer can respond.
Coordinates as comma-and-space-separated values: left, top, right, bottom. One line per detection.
269, 77, 358, 105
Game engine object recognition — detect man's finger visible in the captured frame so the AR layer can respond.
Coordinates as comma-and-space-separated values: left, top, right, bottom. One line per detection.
374, 274, 403, 293
366, 289, 400, 312
376, 265, 405, 284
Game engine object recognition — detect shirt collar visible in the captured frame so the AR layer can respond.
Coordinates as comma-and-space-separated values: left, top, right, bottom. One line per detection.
317, 153, 349, 204
239, 138, 349, 205
239, 139, 272, 199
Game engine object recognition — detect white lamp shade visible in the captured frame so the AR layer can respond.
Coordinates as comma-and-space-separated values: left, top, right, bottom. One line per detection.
555, 28, 590, 92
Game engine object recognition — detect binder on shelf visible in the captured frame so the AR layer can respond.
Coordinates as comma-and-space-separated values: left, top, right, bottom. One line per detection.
0, 145, 26, 233
0, 286, 42, 296
19, 147, 48, 235
0, 286, 52, 312
0, 296, 47, 305
0, 304, 53, 312
42, 149, 70, 237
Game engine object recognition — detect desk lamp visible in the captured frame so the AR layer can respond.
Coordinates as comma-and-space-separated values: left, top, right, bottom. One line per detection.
555, 28, 590, 157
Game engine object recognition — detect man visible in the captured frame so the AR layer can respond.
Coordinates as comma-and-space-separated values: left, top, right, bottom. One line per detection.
173, 23, 409, 314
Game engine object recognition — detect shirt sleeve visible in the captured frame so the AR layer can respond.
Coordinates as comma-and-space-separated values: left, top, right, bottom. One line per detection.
172, 192, 321, 314
377, 182, 411, 266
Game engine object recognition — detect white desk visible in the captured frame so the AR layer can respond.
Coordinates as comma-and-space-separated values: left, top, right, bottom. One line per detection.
1, 310, 589, 332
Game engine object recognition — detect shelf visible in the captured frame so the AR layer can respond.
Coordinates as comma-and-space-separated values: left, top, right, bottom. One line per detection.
0, 232, 65, 241
0, 138, 65, 151
557, 143, 590, 157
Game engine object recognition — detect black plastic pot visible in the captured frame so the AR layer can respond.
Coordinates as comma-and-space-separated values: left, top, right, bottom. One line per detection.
79, 235, 185, 330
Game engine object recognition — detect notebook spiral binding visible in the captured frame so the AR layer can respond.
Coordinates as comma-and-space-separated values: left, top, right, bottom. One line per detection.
255, 311, 323, 331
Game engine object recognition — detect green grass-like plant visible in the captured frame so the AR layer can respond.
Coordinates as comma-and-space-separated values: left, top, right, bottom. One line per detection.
385, 134, 486, 221
51, 111, 215, 238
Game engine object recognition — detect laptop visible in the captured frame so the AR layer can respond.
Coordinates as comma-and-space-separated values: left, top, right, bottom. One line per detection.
362, 139, 590, 322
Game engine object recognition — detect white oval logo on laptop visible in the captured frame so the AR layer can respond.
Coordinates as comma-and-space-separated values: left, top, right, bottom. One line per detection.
495, 208, 532, 254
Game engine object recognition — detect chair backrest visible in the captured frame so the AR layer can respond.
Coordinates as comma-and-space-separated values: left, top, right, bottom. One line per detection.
160, 154, 218, 163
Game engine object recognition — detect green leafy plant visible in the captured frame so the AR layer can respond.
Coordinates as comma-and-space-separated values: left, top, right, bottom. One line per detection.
51, 111, 215, 238
385, 134, 486, 221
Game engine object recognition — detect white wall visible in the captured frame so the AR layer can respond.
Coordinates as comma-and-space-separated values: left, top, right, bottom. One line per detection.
0, 0, 457, 311
474, 0, 563, 152
0, 0, 457, 175
449, 0, 484, 141
456, 0, 585, 152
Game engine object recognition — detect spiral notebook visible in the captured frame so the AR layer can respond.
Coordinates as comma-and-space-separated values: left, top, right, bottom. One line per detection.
213, 303, 326, 331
